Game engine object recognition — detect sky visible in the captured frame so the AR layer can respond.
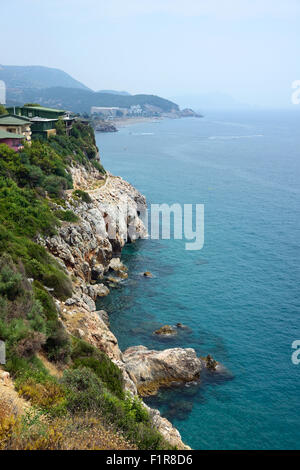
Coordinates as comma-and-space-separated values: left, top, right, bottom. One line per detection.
1, 0, 300, 108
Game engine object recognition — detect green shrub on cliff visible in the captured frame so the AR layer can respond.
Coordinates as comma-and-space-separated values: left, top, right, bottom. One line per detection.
61, 367, 170, 450
0, 255, 71, 375
72, 189, 92, 204
54, 209, 79, 223
72, 355, 124, 400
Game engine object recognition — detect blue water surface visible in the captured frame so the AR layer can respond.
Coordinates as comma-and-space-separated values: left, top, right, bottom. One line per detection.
96, 111, 300, 450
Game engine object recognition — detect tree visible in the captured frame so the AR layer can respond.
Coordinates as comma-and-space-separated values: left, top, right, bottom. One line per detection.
0, 105, 8, 115
55, 117, 66, 136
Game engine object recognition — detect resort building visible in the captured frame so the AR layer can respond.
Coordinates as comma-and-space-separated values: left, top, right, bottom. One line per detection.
91, 106, 127, 117
0, 129, 24, 152
0, 114, 32, 144
6, 105, 75, 139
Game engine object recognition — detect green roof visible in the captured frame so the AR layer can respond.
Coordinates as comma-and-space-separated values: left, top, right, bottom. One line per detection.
0, 129, 24, 139
0, 114, 31, 125
23, 105, 65, 113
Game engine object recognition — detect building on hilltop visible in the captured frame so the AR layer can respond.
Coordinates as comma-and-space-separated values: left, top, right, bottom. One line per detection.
0, 114, 32, 144
6, 105, 75, 139
0, 129, 24, 151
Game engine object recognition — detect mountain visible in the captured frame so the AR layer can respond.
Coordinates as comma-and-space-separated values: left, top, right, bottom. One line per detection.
0, 65, 90, 90
98, 90, 131, 96
6, 86, 179, 114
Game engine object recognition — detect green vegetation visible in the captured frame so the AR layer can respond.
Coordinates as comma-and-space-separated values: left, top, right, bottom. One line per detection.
0, 121, 101, 368
72, 189, 92, 204
54, 209, 79, 223
0, 104, 8, 115
23, 103, 42, 107
0, 117, 172, 450
70, 337, 124, 399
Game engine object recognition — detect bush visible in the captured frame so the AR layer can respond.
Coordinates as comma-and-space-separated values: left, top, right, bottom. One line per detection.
92, 160, 106, 175
54, 209, 79, 223
62, 367, 103, 413
16, 371, 66, 409
44, 322, 70, 363
72, 356, 124, 399
72, 189, 92, 204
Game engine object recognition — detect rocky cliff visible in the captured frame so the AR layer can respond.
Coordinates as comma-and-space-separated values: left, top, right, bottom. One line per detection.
41, 163, 198, 449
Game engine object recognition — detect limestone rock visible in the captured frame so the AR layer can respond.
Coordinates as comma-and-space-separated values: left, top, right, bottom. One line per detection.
123, 346, 202, 396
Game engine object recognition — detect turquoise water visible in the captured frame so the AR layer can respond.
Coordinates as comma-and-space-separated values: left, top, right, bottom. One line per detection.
96, 111, 300, 450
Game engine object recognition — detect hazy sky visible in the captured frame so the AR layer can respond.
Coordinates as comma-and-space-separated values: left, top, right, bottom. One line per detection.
1, 0, 300, 107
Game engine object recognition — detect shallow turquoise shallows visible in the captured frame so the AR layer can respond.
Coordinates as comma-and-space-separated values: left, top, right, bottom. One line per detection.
96, 111, 300, 450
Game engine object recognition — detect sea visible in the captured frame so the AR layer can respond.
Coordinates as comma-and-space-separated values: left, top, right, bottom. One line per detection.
95, 110, 300, 450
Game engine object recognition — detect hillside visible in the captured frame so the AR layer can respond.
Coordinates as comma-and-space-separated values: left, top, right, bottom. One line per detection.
98, 90, 131, 96
6, 86, 179, 114
0, 65, 90, 91
0, 124, 180, 451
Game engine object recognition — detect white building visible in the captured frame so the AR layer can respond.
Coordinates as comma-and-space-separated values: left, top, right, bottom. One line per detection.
0, 80, 6, 105
91, 106, 126, 117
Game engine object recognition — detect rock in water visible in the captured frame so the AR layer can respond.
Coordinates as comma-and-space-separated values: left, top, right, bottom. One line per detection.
203, 354, 218, 371
143, 271, 152, 277
154, 325, 177, 336
123, 346, 203, 396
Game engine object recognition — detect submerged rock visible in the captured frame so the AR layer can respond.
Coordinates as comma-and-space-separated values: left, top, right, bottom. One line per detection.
154, 325, 177, 336
123, 346, 203, 397
143, 271, 153, 277
202, 354, 218, 371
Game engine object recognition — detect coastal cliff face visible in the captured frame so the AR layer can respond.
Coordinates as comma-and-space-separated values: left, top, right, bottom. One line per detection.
40, 163, 192, 449
43, 166, 146, 360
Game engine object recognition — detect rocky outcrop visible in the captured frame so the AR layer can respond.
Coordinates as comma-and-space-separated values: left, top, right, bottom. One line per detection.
94, 120, 118, 133
123, 346, 202, 397
179, 108, 203, 118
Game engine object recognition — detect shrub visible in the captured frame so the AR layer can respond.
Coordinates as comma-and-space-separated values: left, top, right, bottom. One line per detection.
54, 209, 79, 223
72, 189, 92, 204
44, 322, 70, 363
43, 175, 69, 198
16, 372, 66, 409
62, 367, 103, 413
92, 160, 106, 174
15, 331, 46, 358
72, 356, 124, 399
0, 263, 23, 301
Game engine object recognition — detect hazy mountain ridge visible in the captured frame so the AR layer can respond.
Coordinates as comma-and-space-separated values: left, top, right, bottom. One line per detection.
0, 65, 90, 91
98, 90, 131, 96
6, 86, 179, 114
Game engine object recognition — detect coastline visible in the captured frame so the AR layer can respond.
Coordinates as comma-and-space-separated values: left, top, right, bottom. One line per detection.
112, 116, 163, 128
44, 163, 192, 449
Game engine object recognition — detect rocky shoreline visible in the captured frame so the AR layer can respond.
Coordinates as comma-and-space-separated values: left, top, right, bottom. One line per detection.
41, 162, 214, 449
